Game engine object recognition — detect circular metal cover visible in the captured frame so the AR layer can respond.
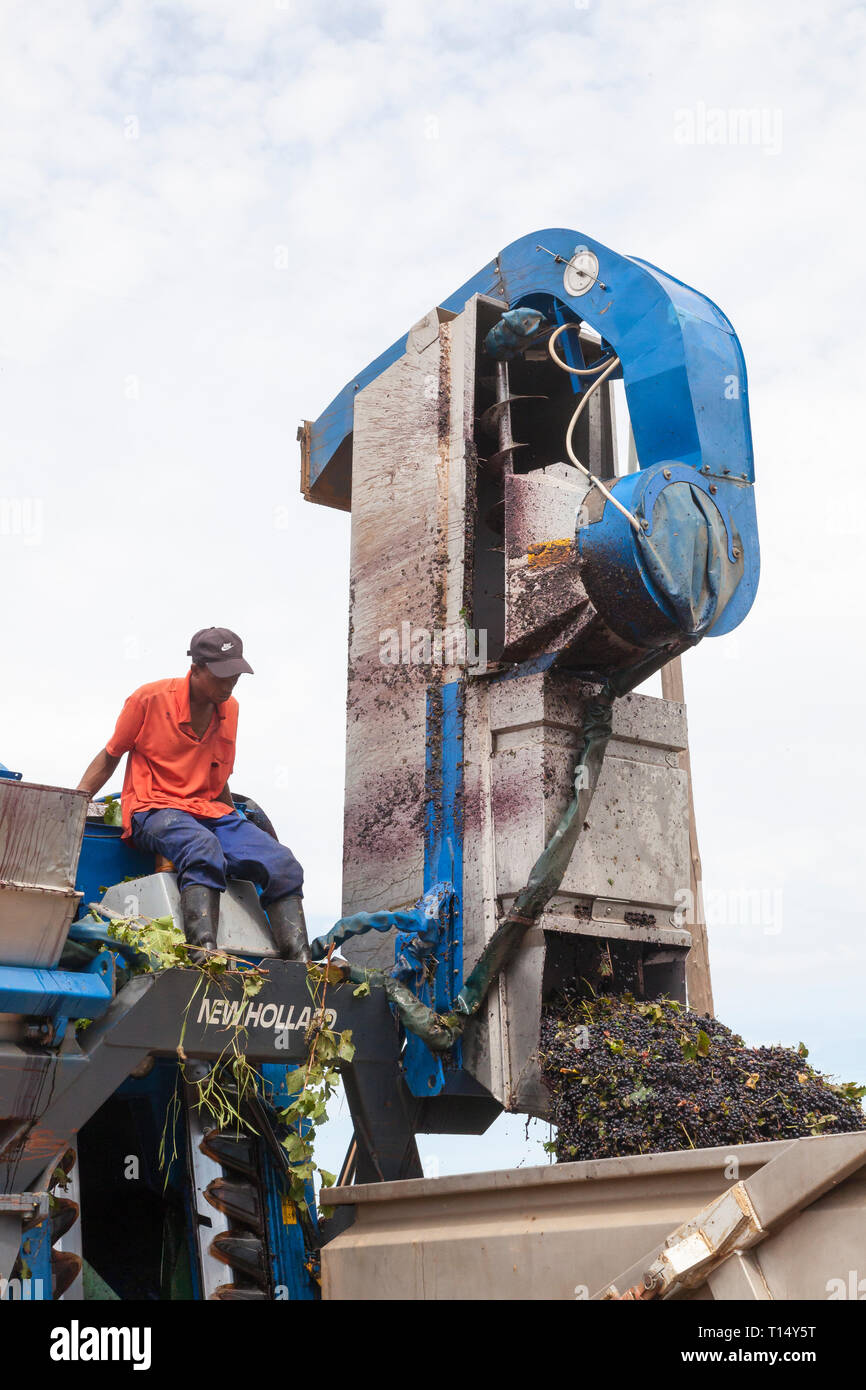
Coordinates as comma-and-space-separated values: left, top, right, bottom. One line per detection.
563, 245, 599, 297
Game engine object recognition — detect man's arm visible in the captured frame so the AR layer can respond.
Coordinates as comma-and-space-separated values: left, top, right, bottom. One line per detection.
78, 690, 144, 797
77, 748, 121, 797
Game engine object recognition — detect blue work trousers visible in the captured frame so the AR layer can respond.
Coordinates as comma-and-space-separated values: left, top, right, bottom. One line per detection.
131, 807, 303, 905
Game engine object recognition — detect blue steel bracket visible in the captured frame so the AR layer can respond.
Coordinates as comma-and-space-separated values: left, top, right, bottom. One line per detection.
1, 1192, 51, 1301
260, 1063, 319, 1301
393, 883, 456, 1099
0, 952, 114, 1044
308, 884, 457, 1099
16, 1208, 53, 1300
404, 678, 466, 1099
68, 921, 149, 969
306, 227, 758, 634
392, 881, 453, 985
307, 880, 456, 1096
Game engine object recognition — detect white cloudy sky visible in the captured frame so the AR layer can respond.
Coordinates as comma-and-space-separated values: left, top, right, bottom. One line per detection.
1, 0, 864, 1174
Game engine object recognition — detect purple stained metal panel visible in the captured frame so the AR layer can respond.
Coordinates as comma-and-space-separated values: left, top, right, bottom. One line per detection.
0, 781, 88, 967
0, 781, 88, 890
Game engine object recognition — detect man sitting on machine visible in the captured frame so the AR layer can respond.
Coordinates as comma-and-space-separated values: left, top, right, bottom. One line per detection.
76, 627, 309, 963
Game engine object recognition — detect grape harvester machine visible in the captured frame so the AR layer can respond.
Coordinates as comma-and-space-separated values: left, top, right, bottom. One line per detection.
3, 230, 845, 1305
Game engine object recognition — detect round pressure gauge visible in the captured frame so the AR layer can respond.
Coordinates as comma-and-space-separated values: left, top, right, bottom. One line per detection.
563, 245, 599, 298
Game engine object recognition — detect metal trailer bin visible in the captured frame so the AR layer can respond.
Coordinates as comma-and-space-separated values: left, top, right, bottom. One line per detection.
322, 1132, 866, 1300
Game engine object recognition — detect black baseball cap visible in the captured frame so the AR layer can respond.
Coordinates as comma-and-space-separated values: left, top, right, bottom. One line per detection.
188, 628, 254, 678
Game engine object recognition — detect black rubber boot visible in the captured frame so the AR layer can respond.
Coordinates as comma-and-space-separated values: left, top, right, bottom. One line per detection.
265, 894, 311, 963
180, 884, 220, 964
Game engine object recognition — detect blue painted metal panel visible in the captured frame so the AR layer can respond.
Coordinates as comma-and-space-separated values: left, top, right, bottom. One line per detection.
260, 1063, 319, 1301
426, 679, 464, 1007
67, 921, 146, 968
0, 960, 113, 1021
17, 1214, 52, 1300
310, 228, 753, 486
398, 680, 465, 1099
74, 820, 154, 921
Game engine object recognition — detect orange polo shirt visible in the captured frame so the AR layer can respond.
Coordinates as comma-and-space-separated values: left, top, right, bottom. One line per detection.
105, 672, 238, 839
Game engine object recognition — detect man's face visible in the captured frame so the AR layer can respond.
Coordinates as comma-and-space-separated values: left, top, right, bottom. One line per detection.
190, 663, 240, 705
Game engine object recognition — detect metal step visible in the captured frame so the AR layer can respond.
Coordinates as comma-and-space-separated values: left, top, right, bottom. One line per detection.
211, 1283, 270, 1301
200, 1132, 258, 1181
204, 1178, 262, 1230
51, 1250, 82, 1299
209, 1233, 268, 1282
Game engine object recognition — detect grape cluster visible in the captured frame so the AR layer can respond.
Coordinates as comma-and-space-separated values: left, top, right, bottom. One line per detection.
540, 991, 866, 1163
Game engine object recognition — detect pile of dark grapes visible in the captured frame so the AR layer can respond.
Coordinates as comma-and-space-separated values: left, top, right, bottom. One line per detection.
540, 992, 866, 1163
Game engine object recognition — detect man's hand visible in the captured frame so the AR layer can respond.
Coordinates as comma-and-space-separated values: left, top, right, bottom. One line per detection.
77, 748, 121, 798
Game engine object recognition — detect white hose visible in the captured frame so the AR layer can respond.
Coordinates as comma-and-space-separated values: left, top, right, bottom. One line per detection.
548, 323, 642, 534
548, 324, 616, 377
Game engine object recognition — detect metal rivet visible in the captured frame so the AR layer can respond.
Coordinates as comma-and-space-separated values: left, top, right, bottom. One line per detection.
709, 483, 717, 494
663, 467, 672, 479
733, 548, 741, 559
